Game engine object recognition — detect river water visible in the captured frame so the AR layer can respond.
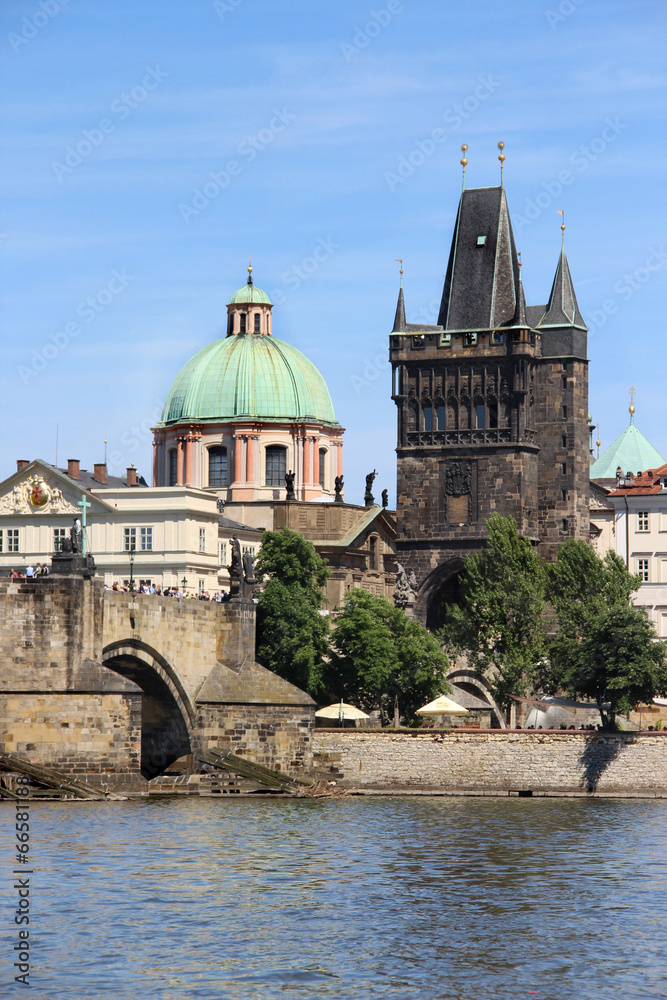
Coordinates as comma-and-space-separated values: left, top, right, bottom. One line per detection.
1, 796, 666, 999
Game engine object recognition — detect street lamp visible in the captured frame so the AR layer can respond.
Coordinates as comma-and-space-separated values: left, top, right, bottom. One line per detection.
128, 541, 136, 593
181, 575, 187, 595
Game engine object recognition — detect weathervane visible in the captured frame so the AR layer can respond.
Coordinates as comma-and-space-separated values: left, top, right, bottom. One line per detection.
557, 209, 566, 247
395, 259, 403, 287
497, 141, 505, 186
460, 144, 468, 191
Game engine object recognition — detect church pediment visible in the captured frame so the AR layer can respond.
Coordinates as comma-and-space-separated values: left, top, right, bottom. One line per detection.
0, 462, 109, 517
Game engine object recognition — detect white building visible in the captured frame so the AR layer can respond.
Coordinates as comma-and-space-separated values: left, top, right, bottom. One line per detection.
0, 459, 261, 595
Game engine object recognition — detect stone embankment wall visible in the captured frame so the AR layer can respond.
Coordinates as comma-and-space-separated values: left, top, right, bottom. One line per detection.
312, 730, 667, 795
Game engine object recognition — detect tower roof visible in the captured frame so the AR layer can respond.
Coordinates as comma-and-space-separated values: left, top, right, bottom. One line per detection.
590, 414, 665, 479
437, 186, 520, 332
228, 282, 272, 305
392, 285, 406, 332
537, 243, 586, 330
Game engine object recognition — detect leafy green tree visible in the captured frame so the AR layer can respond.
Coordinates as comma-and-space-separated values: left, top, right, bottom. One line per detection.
545, 540, 667, 726
440, 513, 546, 712
329, 589, 449, 723
255, 529, 330, 697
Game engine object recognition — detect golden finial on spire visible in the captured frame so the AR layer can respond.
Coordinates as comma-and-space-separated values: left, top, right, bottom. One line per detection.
395, 259, 403, 287
497, 141, 505, 186
460, 144, 468, 190
247, 254, 253, 284
629, 385, 636, 417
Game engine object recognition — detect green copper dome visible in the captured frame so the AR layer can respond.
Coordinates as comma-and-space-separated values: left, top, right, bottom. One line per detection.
228, 282, 272, 305
159, 334, 338, 426
590, 415, 665, 479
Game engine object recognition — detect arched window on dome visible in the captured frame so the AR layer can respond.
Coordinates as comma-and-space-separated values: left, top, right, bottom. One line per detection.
240, 313, 247, 334
168, 448, 178, 486
265, 445, 287, 487
253, 313, 260, 333
208, 446, 228, 487
319, 448, 327, 488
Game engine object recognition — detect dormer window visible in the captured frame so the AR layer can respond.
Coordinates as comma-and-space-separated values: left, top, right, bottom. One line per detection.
476, 236, 487, 246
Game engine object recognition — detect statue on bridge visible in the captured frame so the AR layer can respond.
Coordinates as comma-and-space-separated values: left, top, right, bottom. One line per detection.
334, 475, 344, 503
364, 470, 377, 507
284, 469, 296, 501
228, 536, 256, 601
394, 563, 417, 614
70, 517, 82, 554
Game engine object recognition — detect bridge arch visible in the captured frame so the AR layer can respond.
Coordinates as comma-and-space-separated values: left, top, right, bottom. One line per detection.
446, 669, 507, 729
418, 558, 465, 631
102, 639, 197, 778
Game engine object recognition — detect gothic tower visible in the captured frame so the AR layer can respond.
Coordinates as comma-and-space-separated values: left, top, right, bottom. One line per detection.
390, 183, 588, 627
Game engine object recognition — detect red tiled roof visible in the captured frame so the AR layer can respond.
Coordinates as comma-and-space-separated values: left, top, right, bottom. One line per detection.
610, 462, 667, 496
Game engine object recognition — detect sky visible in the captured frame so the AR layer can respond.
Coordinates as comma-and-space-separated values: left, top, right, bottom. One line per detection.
2, 0, 666, 504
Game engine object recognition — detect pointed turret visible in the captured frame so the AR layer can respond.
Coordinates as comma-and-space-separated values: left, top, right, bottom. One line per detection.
392, 285, 406, 332
537, 236, 586, 331
437, 186, 520, 331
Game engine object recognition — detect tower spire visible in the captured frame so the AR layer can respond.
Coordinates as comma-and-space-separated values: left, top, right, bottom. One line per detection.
392, 260, 406, 332
537, 219, 586, 330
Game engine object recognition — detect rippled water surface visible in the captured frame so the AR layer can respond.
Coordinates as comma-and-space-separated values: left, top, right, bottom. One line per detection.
2, 796, 667, 999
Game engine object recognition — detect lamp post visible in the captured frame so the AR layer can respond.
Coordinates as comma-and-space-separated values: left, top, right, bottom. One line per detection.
128, 541, 135, 594
181, 575, 187, 596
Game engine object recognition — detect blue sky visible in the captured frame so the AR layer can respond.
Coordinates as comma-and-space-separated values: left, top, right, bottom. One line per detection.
2, 0, 666, 503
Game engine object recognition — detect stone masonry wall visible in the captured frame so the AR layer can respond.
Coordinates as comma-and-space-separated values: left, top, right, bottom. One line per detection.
1, 692, 142, 774
312, 730, 667, 795
198, 704, 316, 774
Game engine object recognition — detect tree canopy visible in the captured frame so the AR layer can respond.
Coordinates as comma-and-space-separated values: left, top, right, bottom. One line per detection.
255, 529, 330, 697
328, 589, 449, 723
440, 513, 546, 711
544, 540, 667, 724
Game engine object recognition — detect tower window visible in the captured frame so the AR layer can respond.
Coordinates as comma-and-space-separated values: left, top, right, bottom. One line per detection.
319, 448, 327, 488
168, 448, 178, 486
254, 313, 261, 333
240, 313, 247, 334
424, 406, 433, 432
265, 445, 287, 487
562, 519, 568, 533
475, 404, 485, 429
488, 402, 498, 428
561, 462, 567, 475
492, 332, 504, 344
562, 435, 567, 449
369, 536, 378, 571
476, 235, 487, 246
208, 446, 228, 487
562, 405, 567, 419
465, 333, 477, 347
436, 405, 446, 430
562, 490, 567, 502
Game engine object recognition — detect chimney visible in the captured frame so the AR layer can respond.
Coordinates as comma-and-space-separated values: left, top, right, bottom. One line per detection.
126, 466, 137, 487
93, 463, 107, 484
67, 459, 80, 479
16, 460, 29, 473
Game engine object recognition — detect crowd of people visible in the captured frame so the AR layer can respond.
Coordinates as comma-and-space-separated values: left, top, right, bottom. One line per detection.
105, 581, 231, 601
9, 564, 49, 579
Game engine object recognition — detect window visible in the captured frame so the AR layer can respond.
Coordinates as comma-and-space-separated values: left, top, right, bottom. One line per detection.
436, 405, 446, 430
53, 528, 67, 552
208, 446, 228, 487
265, 445, 287, 486
476, 404, 485, 430
638, 558, 649, 582
561, 463, 567, 475
124, 527, 152, 551
242, 545, 255, 556
561, 519, 568, 533
561, 490, 567, 502
253, 313, 260, 333
240, 313, 247, 333
168, 449, 178, 486
369, 536, 379, 571
423, 406, 433, 432
465, 333, 477, 347
562, 435, 567, 449
219, 542, 228, 565
199, 528, 206, 553
488, 402, 498, 428
638, 511, 649, 532
4, 529, 20, 552
198, 579, 205, 595
319, 448, 327, 488
492, 332, 504, 344
562, 405, 568, 419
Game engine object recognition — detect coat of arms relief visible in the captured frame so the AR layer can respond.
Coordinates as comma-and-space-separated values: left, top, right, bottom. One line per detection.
0, 475, 79, 515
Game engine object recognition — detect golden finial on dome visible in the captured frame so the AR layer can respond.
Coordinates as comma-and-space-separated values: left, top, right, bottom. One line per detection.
629, 385, 636, 417
247, 254, 253, 285
460, 144, 468, 190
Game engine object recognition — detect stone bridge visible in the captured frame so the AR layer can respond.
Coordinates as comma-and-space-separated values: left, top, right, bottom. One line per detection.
0, 570, 314, 785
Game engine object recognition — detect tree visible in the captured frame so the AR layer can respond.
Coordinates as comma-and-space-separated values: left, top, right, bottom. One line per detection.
255, 529, 331, 697
328, 589, 449, 723
545, 540, 667, 726
440, 513, 546, 712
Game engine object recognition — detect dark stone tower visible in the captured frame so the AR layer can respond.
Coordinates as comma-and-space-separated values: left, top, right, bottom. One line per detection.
390, 185, 588, 627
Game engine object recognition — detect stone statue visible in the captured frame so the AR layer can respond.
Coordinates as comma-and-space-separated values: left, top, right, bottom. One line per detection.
334, 475, 344, 503
285, 469, 296, 501
70, 517, 82, 554
242, 548, 256, 584
381, 488, 389, 508
394, 562, 417, 610
364, 469, 377, 507
229, 537, 243, 587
